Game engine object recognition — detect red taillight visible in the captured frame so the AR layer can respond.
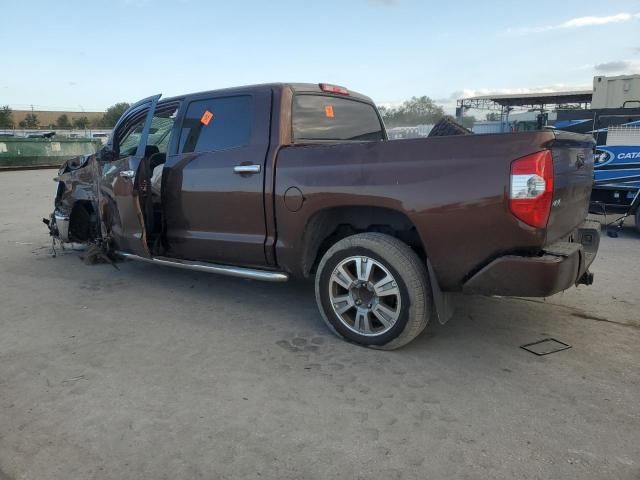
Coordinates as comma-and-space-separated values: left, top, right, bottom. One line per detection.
509, 150, 554, 228
319, 83, 349, 95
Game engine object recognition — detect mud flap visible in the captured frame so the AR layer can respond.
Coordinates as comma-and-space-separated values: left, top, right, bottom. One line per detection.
427, 258, 454, 325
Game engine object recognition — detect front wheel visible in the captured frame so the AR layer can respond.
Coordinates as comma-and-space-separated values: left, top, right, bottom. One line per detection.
315, 233, 432, 350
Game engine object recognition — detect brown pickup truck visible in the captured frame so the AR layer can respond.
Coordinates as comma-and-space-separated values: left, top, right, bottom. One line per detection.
48, 83, 599, 349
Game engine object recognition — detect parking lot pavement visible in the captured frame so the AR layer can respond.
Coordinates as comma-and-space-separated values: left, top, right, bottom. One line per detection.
0, 169, 639, 480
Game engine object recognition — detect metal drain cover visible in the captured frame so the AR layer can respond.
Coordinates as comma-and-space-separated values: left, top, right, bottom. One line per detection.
520, 338, 571, 356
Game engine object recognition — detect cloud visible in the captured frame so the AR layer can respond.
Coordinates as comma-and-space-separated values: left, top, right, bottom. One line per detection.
594, 60, 640, 73
561, 13, 638, 28
507, 12, 640, 34
459, 85, 592, 97
595, 61, 630, 73
436, 91, 464, 102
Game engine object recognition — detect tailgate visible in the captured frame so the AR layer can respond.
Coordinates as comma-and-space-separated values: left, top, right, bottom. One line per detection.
546, 131, 596, 244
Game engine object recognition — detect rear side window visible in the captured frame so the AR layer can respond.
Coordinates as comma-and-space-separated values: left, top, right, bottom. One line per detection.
178, 95, 252, 154
293, 95, 384, 142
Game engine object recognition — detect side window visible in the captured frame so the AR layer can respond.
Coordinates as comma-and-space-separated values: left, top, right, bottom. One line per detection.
116, 112, 148, 157
146, 106, 178, 153
178, 95, 252, 154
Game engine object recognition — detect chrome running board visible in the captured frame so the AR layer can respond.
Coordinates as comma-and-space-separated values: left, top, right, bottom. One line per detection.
116, 252, 289, 282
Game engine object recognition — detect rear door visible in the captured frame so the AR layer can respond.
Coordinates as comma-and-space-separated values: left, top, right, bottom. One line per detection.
162, 88, 271, 267
99, 95, 160, 257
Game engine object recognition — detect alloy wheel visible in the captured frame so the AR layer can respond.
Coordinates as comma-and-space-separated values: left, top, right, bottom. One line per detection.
328, 255, 402, 336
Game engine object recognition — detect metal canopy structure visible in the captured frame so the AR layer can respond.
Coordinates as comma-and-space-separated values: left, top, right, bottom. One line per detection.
457, 90, 593, 112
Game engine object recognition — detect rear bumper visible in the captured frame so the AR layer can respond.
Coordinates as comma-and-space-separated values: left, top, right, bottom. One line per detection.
462, 221, 600, 297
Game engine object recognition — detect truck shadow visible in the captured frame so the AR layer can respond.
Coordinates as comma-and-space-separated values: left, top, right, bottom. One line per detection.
23, 247, 640, 432
43, 250, 601, 362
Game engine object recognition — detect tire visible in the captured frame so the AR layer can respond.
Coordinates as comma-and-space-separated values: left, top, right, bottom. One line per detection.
635, 208, 640, 235
314, 232, 432, 350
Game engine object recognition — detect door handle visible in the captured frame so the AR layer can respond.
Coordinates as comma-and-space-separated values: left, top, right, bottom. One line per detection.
233, 164, 261, 174
120, 170, 136, 178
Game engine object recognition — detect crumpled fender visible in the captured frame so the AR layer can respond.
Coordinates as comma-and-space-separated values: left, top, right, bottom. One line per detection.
48, 153, 101, 242
54, 154, 99, 210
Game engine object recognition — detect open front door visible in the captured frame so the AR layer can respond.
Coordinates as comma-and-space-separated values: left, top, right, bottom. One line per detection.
99, 94, 161, 257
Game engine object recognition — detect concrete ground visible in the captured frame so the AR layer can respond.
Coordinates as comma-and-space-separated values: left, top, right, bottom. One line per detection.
0, 169, 639, 480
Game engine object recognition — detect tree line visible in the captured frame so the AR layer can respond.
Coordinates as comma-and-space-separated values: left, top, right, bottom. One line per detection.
379, 96, 475, 129
0, 102, 130, 130
0, 96, 485, 131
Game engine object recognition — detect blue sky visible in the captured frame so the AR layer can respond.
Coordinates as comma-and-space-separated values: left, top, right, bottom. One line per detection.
2, 0, 639, 113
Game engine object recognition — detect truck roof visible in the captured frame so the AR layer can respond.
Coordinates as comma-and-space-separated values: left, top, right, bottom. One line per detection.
160, 83, 375, 105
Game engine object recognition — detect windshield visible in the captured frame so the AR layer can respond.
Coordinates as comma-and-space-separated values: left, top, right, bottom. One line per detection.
292, 95, 384, 142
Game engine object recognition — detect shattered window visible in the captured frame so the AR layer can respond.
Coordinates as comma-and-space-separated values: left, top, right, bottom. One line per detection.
118, 121, 145, 157
116, 104, 178, 157
147, 116, 176, 153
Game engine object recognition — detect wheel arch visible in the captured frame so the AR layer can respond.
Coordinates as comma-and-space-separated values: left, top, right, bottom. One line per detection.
68, 200, 98, 242
299, 205, 426, 278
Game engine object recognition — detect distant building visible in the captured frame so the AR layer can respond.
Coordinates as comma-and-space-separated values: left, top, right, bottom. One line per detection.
10, 110, 104, 128
458, 74, 640, 134
473, 111, 558, 134
592, 74, 640, 109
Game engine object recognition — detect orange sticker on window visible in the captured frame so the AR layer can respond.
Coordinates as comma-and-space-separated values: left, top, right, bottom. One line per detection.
324, 105, 334, 118
200, 110, 214, 125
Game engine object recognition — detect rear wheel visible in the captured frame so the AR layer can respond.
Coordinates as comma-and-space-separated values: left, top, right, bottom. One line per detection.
315, 233, 431, 350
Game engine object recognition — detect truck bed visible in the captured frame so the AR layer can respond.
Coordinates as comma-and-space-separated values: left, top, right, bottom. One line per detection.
274, 130, 595, 290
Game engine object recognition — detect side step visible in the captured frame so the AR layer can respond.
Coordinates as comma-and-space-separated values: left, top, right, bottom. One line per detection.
116, 252, 289, 282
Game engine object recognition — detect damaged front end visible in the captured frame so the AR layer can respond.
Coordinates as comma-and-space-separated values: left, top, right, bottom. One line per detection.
45, 94, 164, 262
44, 153, 102, 250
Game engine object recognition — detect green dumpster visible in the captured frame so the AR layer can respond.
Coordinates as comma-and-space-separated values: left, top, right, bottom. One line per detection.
0, 137, 102, 169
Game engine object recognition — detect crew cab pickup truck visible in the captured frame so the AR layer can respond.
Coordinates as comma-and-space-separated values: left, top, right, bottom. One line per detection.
48, 83, 599, 349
